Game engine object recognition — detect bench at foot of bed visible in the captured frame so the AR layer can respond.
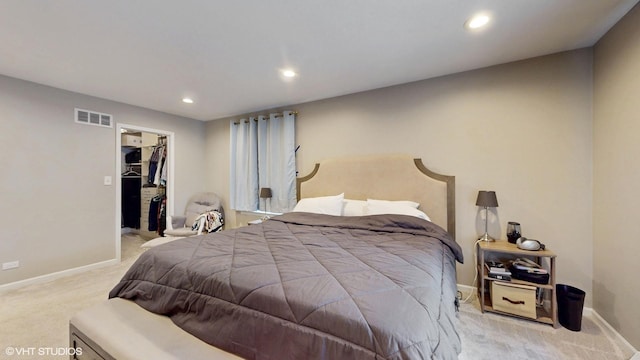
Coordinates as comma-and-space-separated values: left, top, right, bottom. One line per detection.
69, 298, 241, 360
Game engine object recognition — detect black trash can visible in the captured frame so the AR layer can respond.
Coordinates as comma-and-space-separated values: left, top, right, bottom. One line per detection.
556, 284, 586, 331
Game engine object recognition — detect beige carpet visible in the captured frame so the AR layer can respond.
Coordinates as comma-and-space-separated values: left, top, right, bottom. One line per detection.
457, 297, 635, 360
0, 233, 146, 359
0, 234, 635, 360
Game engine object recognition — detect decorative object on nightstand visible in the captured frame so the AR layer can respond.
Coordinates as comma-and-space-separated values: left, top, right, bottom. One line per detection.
259, 187, 272, 213
506, 221, 521, 243
476, 190, 498, 241
515, 237, 546, 251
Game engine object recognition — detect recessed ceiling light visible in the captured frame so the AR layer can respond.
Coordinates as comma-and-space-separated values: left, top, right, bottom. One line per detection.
465, 14, 490, 30
282, 70, 297, 78
182, 98, 194, 104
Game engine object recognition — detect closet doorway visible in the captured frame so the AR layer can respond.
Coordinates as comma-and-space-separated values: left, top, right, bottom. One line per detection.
115, 123, 175, 261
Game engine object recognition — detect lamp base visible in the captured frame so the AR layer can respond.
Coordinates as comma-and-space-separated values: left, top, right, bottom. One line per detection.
478, 233, 495, 242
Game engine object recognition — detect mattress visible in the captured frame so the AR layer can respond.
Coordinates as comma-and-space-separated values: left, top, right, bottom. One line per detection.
109, 213, 464, 359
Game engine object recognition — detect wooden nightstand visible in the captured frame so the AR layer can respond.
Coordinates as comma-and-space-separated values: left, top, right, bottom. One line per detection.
476, 240, 558, 328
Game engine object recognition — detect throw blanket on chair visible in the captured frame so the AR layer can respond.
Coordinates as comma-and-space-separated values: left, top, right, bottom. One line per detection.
191, 210, 224, 233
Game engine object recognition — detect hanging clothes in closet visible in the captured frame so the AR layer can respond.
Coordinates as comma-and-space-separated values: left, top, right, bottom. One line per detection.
145, 136, 168, 234
158, 196, 166, 236
121, 176, 141, 228
155, 147, 167, 186
148, 193, 164, 232
147, 144, 167, 186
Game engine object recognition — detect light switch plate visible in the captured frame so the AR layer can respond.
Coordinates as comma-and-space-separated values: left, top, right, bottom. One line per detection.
104, 176, 112, 186
2, 261, 19, 270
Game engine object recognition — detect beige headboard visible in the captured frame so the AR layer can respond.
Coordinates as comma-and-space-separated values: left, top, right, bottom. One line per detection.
296, 154, 456, 240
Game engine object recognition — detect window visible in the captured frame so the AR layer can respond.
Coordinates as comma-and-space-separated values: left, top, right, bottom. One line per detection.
229, 111, 296, 213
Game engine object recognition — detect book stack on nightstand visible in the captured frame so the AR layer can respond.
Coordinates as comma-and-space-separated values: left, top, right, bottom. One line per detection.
485, 261, 511, 281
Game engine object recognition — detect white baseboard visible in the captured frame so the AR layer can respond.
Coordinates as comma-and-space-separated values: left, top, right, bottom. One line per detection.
457, 283, 639, 358
0, 258, 119, 293
456, 284, 476, 297
587, 307, 639, 359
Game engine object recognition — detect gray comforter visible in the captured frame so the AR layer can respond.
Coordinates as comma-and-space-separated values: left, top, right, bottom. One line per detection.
110, 213, 464, 359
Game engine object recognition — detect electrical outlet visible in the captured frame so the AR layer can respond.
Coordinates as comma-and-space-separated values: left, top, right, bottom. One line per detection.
2, 261, 19, 270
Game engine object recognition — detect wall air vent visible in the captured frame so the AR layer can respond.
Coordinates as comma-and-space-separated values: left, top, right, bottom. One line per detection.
75, 108, 113, 128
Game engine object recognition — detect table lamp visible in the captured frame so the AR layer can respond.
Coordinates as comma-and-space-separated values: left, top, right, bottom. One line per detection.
259, 187, 272, 213
476, 190, 498, 241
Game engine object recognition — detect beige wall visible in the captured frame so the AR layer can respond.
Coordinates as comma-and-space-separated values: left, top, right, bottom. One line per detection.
0, 75, 206, 286
593, 3, 640, 349
206, 49, 595, 305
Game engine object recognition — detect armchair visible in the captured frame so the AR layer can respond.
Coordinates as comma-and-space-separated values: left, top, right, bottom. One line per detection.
164, 192, 224, 237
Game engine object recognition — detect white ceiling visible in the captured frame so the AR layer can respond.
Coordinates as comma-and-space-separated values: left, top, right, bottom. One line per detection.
0, 1, 637, 121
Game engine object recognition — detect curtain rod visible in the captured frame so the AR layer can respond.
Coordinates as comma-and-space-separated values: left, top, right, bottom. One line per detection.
233, 111, 298, 125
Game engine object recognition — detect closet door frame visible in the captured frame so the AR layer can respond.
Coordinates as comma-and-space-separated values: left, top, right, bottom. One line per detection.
115, 123, 175, 261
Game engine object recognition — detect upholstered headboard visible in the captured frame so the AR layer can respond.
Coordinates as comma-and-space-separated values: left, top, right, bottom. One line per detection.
296, 155, 456, 240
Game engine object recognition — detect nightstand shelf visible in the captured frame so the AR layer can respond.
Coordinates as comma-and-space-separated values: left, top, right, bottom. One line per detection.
476, 240, 558, 328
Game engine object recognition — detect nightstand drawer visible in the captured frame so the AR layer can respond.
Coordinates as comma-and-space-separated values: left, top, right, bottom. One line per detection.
491, 282, 537, 319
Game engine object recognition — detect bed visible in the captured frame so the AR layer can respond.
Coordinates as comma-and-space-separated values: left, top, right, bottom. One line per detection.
70, 155, 462, 360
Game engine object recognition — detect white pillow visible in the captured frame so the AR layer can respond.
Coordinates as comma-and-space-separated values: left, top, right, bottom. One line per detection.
293, 193, 344, 216
342, 199, 367, 216
367, 199, 420, 209
365, 202, 431, 221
